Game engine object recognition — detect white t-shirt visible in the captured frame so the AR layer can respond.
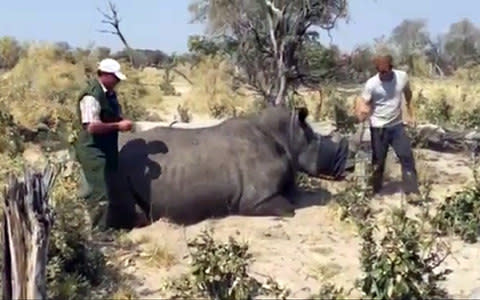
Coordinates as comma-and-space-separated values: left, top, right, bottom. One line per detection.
361, 69, 409, 128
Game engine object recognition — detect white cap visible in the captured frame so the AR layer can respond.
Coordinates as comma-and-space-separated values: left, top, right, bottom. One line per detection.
97, 58, 127, 81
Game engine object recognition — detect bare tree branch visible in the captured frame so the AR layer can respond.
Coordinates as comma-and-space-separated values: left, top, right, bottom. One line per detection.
97, 1, 135, 66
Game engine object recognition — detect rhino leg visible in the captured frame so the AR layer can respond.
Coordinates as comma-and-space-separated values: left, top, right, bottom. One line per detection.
105, 171, 138, 230
242, 194, 295, 217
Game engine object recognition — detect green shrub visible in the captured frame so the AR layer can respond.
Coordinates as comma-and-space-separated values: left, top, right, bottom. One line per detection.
0, 108, 25, 157
308, 283, 349, 300
46, 163, 107, 300
159, 68, 178, 96
0, 36, 23, 69
432, 164, 480, 243
423, 95, 453, 126
163, 229, 290, 300
453, 106, 480, 129
334, 177, 372, 224
357, 208, 451, 300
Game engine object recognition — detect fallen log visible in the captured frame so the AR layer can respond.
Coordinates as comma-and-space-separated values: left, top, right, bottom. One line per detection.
2, 165, 57, 300
406, 124, 480, 155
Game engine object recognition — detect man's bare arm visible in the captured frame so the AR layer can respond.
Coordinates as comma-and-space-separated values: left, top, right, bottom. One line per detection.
355, 82, 373, 122
404, 81, 413, 104
85, 121, 121, 135
80, 95, 128, 134
403, 80, 416, 124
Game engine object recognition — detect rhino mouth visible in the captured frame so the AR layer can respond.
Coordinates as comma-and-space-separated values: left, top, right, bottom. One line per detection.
314, 135, 353, 180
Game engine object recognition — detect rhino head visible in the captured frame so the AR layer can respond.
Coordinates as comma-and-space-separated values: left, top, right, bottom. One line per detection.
256, 106, 353, 180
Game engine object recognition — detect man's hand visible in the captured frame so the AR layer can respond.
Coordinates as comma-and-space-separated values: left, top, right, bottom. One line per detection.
354, 96, 371, 123
118, 119, 133, 132
405, 100, 416, 128
405, 117, 417, 128
403, 80, 415, 127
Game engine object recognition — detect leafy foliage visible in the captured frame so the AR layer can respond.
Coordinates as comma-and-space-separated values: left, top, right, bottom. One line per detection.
334, 174, 451, 299
421, 93, 453, 126
46, 162, 107, 300
163, 229, 290, 300
0, 36, 23, 69
357, 208, 451, 300
308, 283, 348, 300
0, 108, 25, 157
334, 177, 372, 224
453, 106, 480, 129
432, 163, 480, 243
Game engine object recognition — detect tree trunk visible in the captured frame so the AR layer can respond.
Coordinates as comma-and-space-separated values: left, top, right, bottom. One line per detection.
2, 165, 57, 300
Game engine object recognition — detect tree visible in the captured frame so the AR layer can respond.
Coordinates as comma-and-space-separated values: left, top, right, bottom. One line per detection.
188, 0, 348, 106
98, 1, 135, 66
390, 19, 430, 60
443, 18, 480, 68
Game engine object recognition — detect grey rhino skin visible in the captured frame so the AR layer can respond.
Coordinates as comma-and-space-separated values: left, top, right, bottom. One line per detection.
107, 106, 329, 229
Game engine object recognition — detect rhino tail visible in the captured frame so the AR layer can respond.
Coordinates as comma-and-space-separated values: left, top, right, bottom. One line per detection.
169, 120, 179, 127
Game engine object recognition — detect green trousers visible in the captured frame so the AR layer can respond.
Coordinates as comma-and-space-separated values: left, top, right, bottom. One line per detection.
75, 147, 140, 230
75, 145, 115, 231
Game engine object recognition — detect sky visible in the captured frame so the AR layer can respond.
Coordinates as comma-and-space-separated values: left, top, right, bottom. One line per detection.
0, 0, 479, 54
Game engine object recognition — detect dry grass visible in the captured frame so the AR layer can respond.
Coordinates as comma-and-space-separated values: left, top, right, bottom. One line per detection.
183, 56, 254, 118
0, 43, 159, 133
139, 244, 177, 269
411, 76, 480, 125
311, 262, 343, 281
123, 233, 178, 269
108, 286, 138, 300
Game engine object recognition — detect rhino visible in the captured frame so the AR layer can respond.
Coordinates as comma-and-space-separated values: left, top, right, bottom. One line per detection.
105, 106, 352, 229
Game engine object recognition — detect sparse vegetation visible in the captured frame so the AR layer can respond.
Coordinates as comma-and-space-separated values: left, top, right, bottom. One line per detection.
3, 3, 480, 299
46, 163, 107, 300
334, 177, 373, 224
333, 170, 452, 299
432, 160, 480, 243
308, 283, 348, 299
162, 229, 290, 300
357, 208, 452, 299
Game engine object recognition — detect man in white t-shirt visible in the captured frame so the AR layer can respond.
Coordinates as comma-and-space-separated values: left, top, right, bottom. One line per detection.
355, 55, 420, 201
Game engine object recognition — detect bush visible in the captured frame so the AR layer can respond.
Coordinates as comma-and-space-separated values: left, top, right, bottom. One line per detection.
159, 68, 178, 96
163, 229, 290, 300
357, 208, 451, 300
334, 177, 372, 224
308, 283, 348, 300
432, 164, 480, 243
0, 108, 25, 157
422, 94, 453, 126
453, 106, 480, 129
0, 36, 23, 69
334, 174, 451, 299
46, 162, 107, 300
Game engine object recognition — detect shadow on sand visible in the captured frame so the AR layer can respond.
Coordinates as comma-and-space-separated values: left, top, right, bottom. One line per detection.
293, 187, 333, 210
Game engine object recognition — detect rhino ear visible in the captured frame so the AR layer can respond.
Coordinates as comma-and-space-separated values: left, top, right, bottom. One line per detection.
297, 107, 309, 123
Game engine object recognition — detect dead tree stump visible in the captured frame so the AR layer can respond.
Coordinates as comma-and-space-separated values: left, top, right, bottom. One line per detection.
2, 165, 57, 300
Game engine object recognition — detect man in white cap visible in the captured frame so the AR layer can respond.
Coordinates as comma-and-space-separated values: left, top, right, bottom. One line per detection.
74, 58, 137, 230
